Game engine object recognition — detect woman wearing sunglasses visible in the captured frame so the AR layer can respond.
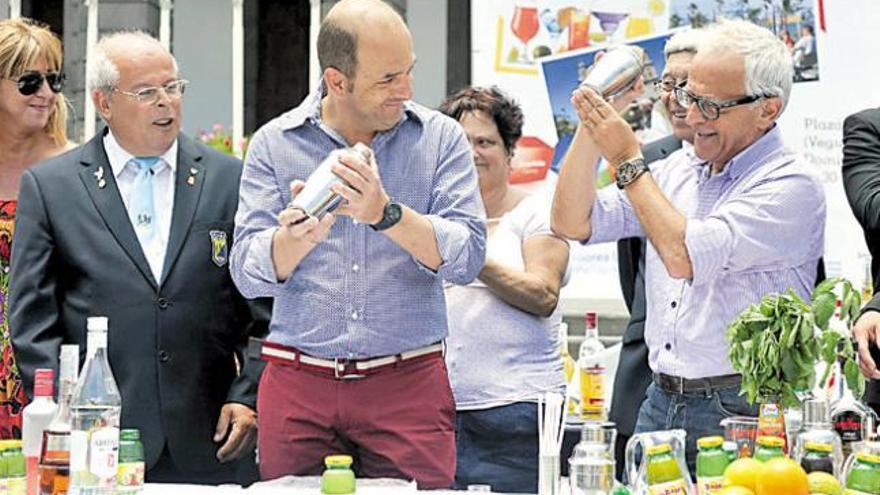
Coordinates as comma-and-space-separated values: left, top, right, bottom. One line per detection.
0, 18, 70, 439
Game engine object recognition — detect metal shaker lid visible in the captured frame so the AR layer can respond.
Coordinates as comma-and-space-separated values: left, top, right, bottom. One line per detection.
803, 397, 831, 425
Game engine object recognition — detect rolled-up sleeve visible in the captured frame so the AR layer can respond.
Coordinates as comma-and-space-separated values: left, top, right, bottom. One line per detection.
420, 123, 487, 284
685, 172, 825, 287
585, 184, 644, 244
230, 130, 286, 298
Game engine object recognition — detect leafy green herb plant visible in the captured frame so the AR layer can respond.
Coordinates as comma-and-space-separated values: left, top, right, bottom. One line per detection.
726, 277, 865, 408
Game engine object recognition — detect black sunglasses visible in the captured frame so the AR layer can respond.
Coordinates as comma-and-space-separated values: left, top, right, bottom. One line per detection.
12, 71, 65, 96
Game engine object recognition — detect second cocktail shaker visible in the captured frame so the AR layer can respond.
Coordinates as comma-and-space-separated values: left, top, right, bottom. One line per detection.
288, 143, 373, 219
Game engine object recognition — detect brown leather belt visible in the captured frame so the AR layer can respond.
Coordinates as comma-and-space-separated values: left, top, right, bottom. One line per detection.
249, 338, 444, 380
653, 372, 742, 394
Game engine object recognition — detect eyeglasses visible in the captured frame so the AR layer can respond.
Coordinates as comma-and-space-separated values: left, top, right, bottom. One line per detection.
653, 78, 687, 93
112, 79, 189, 104
11, 71, 65, 96
674, 86, 767, 121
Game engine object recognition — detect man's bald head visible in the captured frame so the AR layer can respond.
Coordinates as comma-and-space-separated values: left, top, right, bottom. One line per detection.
317, 0, 408, 79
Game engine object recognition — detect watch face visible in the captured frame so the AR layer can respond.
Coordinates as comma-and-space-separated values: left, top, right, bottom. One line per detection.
616, 159, 646, 188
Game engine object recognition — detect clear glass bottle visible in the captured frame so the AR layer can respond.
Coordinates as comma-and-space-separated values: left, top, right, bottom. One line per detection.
578, 312, 606, 420
68, 317, 121, 495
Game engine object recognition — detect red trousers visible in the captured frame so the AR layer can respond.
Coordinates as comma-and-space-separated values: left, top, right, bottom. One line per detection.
256, 353, 456, 489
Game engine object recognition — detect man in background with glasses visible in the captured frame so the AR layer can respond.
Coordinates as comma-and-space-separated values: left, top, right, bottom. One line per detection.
552, 19, 825, 471
10, 31, 270, 485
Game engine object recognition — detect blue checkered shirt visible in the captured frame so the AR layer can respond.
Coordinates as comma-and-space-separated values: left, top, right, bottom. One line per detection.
231, 86, 486, 359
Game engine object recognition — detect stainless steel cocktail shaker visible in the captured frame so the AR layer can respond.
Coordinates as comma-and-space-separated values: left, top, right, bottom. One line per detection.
288, 143, 373, 218
581, 45, 646, 99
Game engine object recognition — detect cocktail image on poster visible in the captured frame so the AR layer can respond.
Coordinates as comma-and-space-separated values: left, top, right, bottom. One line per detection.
670, 0, 820, 82
493, 0, 671, 75
540, 31, 674, 186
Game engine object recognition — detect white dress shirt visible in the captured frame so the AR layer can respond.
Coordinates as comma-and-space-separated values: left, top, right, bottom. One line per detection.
103, 131, 177, 281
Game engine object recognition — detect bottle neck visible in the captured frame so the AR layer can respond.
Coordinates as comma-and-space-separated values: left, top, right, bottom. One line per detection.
86, 331, 108, 358
584, 327, 598, 340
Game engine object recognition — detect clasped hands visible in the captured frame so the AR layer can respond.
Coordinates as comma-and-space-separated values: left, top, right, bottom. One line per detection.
570, 71, 645, 170
277, 145, 390, 246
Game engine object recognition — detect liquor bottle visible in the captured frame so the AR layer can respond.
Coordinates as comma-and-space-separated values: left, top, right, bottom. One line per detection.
68, 317, 121, 495
22, 369, 57, 495
831, 360, 877, 460
40, 345, 79, 495
578, 312, 606, 420
559, 323, 577, 416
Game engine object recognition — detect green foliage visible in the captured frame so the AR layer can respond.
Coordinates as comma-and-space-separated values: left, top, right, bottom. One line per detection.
726, 277, 865, 408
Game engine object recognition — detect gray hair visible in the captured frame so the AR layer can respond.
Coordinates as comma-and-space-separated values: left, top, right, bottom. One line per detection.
87, 30, 178, 93
664, 28, 705, 57
700, 18, 793, 111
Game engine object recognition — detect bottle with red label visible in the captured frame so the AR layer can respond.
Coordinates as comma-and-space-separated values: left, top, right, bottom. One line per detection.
578, 311, 606, 420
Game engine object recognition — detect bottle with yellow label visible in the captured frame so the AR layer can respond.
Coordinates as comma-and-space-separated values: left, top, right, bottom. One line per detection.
578, 312, 606, 420
646, 444, 688, 495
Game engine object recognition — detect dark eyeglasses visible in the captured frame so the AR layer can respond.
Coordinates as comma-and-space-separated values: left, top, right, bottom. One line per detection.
12, 71, 65, 96
653, 78, 687, 93
674, 86, 768, 121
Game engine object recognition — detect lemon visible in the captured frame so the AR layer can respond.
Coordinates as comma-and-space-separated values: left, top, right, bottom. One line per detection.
724, 457, 763, 492
807, 471, 842, 495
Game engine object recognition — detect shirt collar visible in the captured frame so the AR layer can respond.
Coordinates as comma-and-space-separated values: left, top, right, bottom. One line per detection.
103, 130, 178, 178
712, 124, 784, 180
279, 79, 425, 132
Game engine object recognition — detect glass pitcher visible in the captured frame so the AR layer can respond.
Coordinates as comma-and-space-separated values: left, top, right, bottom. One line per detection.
569, 422, 616, 494
624, 429, 693, 495
842, 441, 880, 494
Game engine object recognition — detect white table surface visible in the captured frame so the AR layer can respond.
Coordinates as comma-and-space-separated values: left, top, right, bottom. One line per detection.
141, 476, 575, 494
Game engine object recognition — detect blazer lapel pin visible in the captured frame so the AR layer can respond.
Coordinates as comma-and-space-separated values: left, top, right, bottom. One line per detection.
94, 166, 106, 189
187, 167, 198, 187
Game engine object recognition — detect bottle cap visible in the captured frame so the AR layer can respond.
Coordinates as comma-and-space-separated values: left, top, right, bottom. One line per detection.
804, 441, 833, 453
857, 452, 880, 465
646, 443, 672, 456
697, 436, 724, 449
59, 344, 79, 383
325, 454, 353, 468
86, 316, 109, 332
34, 368, 54, 397
585, 312, 598, 330
756, 436, 784, 448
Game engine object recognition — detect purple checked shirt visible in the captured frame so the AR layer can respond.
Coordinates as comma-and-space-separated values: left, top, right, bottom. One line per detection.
588, 126, 825, 378
230, 86, 486, 359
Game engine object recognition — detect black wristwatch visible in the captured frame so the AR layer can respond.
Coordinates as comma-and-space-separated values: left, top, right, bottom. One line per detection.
615, 157, 650, 189
370, 200, 403, 231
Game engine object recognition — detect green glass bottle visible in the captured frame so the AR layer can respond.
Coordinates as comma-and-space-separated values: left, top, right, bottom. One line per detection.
322, 455, 356, 495
847, 452, 880, 494
753, 436, 785, 462
696, 436, 729, 494
117, 429, 145, 494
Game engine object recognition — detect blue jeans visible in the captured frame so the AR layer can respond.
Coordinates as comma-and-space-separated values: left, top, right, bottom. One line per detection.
454, 402, 538, 493
633, 382, 758, 477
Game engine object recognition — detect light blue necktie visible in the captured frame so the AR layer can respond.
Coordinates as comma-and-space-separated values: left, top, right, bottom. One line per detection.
129, 156, 161, 246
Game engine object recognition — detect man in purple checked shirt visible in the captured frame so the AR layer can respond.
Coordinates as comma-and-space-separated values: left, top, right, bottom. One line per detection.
551, 19, 825, 472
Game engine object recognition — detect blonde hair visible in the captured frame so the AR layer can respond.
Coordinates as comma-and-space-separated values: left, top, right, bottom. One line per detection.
0, 18, 68, 146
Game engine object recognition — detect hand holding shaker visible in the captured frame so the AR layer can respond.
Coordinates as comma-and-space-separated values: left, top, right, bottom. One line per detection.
580, 45, 646, 99
288, 143, 374, 219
